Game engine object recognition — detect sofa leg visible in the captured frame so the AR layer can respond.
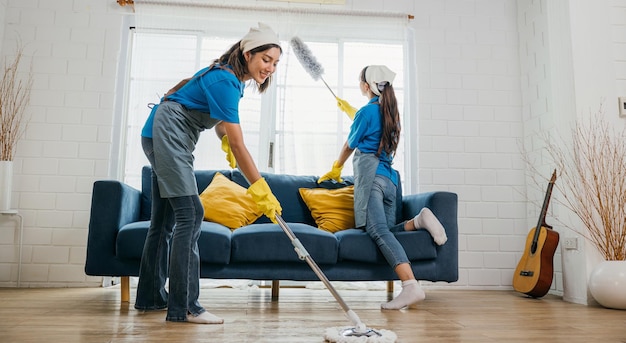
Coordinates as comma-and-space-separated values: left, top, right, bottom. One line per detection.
387, 280, 394, 293
271, 280, 279, 300
121, 276, 130, 303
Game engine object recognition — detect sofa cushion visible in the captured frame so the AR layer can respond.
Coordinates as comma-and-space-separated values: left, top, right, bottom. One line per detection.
298, 186, 355, 233
197, 222, 233, 264
116, 221, 150, 260
335, 229, 438, 263
231, 223, 338, 264
199, 172, 262, 229
116, 221, 232, 264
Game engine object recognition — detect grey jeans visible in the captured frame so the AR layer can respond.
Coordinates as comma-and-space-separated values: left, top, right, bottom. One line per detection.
364, 175, 409, 268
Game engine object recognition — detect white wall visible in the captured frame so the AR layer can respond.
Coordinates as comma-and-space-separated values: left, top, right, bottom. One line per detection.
407, 0, 525, 290
611, 0, 626, 98
564, 0, 624, 304
0, 0, 6, 56
517, 0, 626, 304
517, 0, 578, 300
0, 0, 621, 295
0, 0, 126, 287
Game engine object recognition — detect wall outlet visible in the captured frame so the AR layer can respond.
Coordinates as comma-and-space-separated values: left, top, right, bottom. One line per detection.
563, 237, 578, 250
620, 97, 626, 117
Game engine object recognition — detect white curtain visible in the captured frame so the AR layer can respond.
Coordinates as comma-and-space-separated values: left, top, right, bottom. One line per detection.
133, 0, 408, 40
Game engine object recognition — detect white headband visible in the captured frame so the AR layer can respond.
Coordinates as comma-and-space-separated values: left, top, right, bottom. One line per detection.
365, 65, 396, 96
240, 22, 280, 53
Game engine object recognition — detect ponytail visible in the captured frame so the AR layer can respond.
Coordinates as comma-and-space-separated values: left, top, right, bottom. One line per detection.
377, 84, 401, 158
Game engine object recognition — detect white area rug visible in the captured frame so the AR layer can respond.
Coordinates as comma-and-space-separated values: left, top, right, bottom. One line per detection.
305, 281, 390, 290
118, 277, 397, 291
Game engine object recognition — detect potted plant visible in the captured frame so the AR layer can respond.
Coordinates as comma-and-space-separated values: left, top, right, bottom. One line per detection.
0, 45, 33, 211
532, 105, 626, 309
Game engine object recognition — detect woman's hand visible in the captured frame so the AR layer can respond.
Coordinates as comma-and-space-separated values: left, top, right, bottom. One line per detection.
246, 178, 282, 223
220, 135, 237, 168
317, 160, 344, 183
336, 97, 356, 120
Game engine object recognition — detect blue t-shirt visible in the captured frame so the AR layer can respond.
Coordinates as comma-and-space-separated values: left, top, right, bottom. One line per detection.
141, 65, 245, 138
347, 96, 398, 185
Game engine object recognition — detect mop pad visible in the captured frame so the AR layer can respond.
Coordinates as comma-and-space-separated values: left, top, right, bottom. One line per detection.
324, 326, 398, 343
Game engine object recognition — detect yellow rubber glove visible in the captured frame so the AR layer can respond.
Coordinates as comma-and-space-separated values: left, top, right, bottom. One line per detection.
317, 161, 344, 184
246, 177, 282, 223
221, 135, 237, 169
336, 97, 357, 121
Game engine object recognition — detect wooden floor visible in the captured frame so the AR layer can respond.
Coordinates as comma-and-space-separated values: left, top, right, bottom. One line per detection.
0, 285, 624, 343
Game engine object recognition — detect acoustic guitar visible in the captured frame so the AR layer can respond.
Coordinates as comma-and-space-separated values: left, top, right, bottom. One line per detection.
513, 169, 560, 298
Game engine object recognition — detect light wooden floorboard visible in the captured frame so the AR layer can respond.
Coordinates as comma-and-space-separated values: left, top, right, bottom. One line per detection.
0, 286, 624, 343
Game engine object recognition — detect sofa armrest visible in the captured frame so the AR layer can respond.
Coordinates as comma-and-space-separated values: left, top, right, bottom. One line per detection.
85, 180, 142, 276
402, 191, 458, 227
402, 191, 459, 281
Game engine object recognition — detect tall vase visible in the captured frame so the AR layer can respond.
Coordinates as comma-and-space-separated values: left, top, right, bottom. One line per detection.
0, 161, 13, 211
588, 260, 626, 310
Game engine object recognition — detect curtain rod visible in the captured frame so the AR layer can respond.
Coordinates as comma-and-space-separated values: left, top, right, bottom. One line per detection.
116, 0, 414, 20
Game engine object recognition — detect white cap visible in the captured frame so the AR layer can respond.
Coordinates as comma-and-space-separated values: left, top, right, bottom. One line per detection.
240, 22, 280, 53
365, 65, 396, 96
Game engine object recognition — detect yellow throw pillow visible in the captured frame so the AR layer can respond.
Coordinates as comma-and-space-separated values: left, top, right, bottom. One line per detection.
199, 172, 262, 230
299, 186, 355, 233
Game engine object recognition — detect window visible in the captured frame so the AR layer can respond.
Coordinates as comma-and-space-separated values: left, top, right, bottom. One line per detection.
118, 8, 413, 192
121, 32, 407, 187
122, 31, 261, 188
273, 41, 405, 177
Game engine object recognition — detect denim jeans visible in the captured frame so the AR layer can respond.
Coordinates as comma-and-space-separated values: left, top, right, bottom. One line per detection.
365, 175, 409, 268
135, 137, 206, 321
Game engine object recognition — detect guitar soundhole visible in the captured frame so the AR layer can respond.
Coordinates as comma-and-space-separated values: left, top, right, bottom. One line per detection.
520, 271, 534, 277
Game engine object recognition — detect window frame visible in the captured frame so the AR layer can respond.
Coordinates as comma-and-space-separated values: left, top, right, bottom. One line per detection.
114, 18, 414, 193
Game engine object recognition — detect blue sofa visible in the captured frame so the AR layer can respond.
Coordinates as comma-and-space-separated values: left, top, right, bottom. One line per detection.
85, 166, 458, 302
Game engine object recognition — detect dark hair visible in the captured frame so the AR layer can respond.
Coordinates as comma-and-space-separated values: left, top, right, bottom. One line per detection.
213, 41, 282, 93
360, 67, 401, 157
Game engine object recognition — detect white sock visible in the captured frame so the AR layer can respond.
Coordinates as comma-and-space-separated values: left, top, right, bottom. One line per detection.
381, 280, 425, 310
186, 311, 224, 324
413, 208, 448, 245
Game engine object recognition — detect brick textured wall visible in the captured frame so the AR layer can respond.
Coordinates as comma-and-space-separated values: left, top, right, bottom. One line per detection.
0, 0, 621, 291
0, 0, 124, 287
0, 0, 525, 289
613, 0, 626, 94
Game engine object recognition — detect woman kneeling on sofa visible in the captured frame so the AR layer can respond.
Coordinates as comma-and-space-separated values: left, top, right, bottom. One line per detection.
318, 65, 448, 310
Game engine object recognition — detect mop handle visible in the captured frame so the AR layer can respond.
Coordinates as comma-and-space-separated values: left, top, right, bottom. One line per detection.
275, 215, 355, 316
238, 172, 365, 329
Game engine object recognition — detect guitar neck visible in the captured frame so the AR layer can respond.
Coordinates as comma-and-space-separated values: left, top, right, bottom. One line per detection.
533, 169, 557, 243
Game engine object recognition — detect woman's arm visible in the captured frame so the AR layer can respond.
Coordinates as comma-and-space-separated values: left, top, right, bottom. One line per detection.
214, 121, 226, 139
336, 141, 354, 167
220, 121, 262, 184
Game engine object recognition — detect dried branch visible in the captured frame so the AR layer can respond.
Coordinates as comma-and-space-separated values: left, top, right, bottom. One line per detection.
524, 105, 626, 261
0, 45, 33, 161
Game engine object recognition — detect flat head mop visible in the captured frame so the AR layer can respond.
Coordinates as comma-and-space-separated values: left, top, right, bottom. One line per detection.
285, 37, 398, 343
289, 36, 337, 99
238, 174, 396, 342
274, 214, 397, 343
